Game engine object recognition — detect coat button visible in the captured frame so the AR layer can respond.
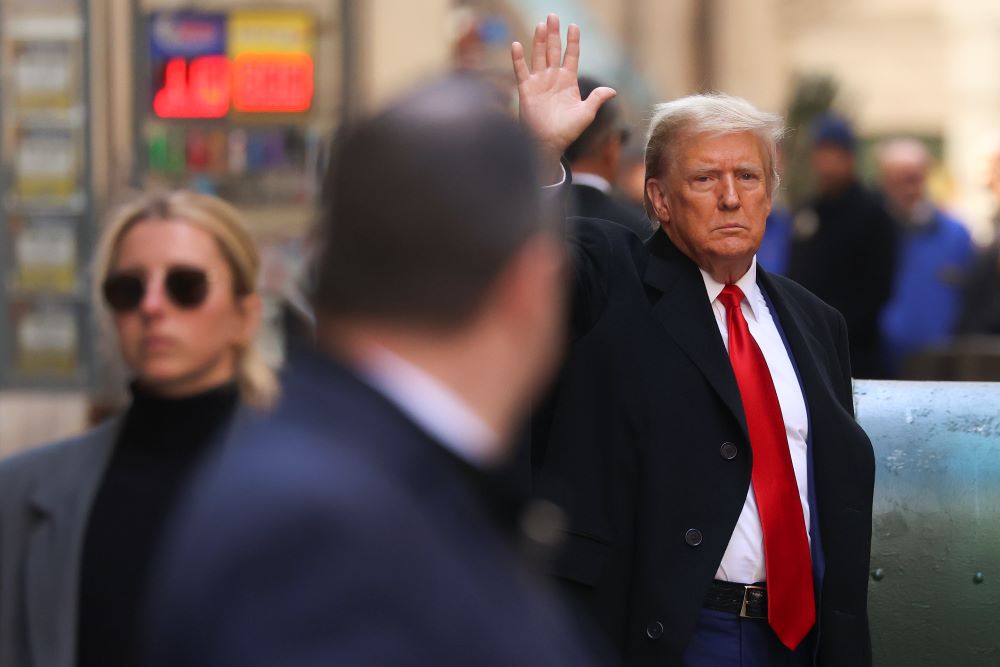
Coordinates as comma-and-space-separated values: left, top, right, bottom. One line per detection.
685, 528, 703, 546
646, 621, 664, 640
720, 442, 738, 460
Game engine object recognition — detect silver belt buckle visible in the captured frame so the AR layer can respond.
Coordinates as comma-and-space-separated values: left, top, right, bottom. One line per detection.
739, 584, 767, 619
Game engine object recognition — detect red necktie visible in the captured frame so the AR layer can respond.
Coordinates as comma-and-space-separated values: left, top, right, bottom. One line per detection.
718, 284, 815, 650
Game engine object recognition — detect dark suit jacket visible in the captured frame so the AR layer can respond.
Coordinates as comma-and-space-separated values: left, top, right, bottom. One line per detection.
146, 348, 596, 667
787, 182, 897, 378
533, 217, 875, 666
568, 183, 654, 241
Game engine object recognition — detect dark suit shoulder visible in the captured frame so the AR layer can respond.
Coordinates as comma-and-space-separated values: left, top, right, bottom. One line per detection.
148, 374, 596, 667
569, 185, 653, 240
205, 425, 408, 526
765, 270, 846, 327
568, 215, 649, 269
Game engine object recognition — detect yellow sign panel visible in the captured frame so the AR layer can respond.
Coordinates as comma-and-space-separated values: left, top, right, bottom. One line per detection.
227, 10, 314, 57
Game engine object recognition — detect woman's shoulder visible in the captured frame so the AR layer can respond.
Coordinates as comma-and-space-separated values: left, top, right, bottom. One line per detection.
0, 417, 122, 492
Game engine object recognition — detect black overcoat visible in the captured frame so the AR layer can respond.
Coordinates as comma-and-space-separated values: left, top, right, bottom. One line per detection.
533, 216, 875, 666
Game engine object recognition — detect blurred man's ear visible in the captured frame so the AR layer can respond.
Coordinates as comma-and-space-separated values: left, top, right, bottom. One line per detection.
488, 233, 566, 331
604, 133, 623, 172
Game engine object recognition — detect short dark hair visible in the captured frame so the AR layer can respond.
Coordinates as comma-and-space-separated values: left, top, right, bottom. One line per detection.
565, 75, 623, 164
311, 76, 546, 328
811, 113, 856, 152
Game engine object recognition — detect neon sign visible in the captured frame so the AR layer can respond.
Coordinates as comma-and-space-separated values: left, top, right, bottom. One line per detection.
153, 54, 313, 118
232, 53, 313, 113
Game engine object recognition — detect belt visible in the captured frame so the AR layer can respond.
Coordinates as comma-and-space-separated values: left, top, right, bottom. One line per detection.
703, 580, 768, 620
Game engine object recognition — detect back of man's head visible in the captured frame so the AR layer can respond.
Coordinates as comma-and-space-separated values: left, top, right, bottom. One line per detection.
312, 76, 546, 329
565, 75, 623, 166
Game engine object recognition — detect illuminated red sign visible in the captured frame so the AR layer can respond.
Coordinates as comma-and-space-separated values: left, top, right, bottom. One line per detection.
232, 53, 313, 113
153, 54, 313, 118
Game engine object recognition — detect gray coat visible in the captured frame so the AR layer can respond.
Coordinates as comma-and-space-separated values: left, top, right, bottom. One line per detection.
0, 417, 123, 667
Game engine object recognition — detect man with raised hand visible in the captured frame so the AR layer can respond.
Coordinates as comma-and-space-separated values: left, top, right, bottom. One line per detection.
515, 15, 875, 667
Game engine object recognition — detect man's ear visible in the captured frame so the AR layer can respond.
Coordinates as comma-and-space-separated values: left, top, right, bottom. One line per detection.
603, 134, 622, 169
646, 178, 671, 225
491, 233, 566, 330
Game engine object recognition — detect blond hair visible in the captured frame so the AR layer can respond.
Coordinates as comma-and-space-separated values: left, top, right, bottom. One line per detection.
93, 190, 278, 408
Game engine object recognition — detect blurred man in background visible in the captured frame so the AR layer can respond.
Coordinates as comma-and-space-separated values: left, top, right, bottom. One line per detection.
957, 138, 1000, 336
787, 114, 897, 378
756, 146, 794, 275
876, 138, 973, 377
618, 140, 649, 215
144, 77, 598, 667
566, 75, 653, 240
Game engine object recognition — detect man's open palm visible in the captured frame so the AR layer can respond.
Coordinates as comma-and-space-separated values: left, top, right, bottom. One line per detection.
512, 14, 617, 162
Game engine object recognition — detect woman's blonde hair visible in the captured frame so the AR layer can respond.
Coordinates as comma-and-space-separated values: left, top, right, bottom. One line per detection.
93, 190, 278, 408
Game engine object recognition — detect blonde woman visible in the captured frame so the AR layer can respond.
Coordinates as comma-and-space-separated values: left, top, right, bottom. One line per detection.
0, 191, 277, 667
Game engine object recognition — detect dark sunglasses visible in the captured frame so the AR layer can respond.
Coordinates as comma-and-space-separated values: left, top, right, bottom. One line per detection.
102, 267, 211, 312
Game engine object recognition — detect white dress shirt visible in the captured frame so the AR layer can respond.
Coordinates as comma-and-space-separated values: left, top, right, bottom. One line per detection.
571, 172, 612, 193
700, 258, 811, 584
356, 346, 501, 468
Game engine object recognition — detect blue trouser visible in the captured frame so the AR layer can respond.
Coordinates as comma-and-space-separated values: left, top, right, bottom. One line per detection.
681, 608, 814, 667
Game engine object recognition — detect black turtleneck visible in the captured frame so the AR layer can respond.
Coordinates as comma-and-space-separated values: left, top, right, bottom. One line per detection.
77, 381, 240, 667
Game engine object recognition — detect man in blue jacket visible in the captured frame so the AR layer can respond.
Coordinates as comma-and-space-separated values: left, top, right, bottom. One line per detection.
876, 138, 974, 377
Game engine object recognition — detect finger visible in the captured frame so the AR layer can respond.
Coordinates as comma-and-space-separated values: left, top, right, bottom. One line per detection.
531, 22, 546, 72
511, 42, 530, 84
563, 23, 580, 73
545, 14, 562, 69
583, 86, 618, 117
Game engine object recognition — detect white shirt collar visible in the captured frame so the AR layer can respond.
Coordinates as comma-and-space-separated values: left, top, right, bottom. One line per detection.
572, 172, 613, 193
698, 256, 764, 322
356, 345, 500, 467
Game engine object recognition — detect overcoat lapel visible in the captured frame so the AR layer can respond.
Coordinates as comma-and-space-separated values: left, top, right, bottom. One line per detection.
24, 418, 121, 667
642, 231, 748, 439
756, 269, 841, 414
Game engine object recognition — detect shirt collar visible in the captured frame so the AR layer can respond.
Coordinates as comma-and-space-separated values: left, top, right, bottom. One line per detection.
572, 172, 613, 193
355, 345, 501, 468
699, 256, 764, 322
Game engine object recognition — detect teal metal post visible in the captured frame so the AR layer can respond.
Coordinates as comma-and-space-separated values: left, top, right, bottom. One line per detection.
857, 380, 1000, 665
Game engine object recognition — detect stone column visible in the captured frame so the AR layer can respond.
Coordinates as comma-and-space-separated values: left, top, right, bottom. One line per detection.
356, 0, 452, 110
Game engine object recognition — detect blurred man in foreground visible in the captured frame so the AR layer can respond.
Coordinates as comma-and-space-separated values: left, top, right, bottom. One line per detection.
876, 138, 973, 376
144, 78, 597, 666
515, 15, 875, 666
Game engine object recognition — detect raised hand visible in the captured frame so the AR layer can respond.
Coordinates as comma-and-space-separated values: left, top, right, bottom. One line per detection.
512, 14, 616, 173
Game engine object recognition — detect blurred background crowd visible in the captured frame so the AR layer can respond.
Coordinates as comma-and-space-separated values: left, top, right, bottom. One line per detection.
4, 0, 1000, 454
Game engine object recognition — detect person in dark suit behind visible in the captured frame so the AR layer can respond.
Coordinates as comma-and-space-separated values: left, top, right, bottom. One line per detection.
786, 114, 898, 378
566, 75, 654, 240
513, 15, 875, 666
143, 77, 599, 667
